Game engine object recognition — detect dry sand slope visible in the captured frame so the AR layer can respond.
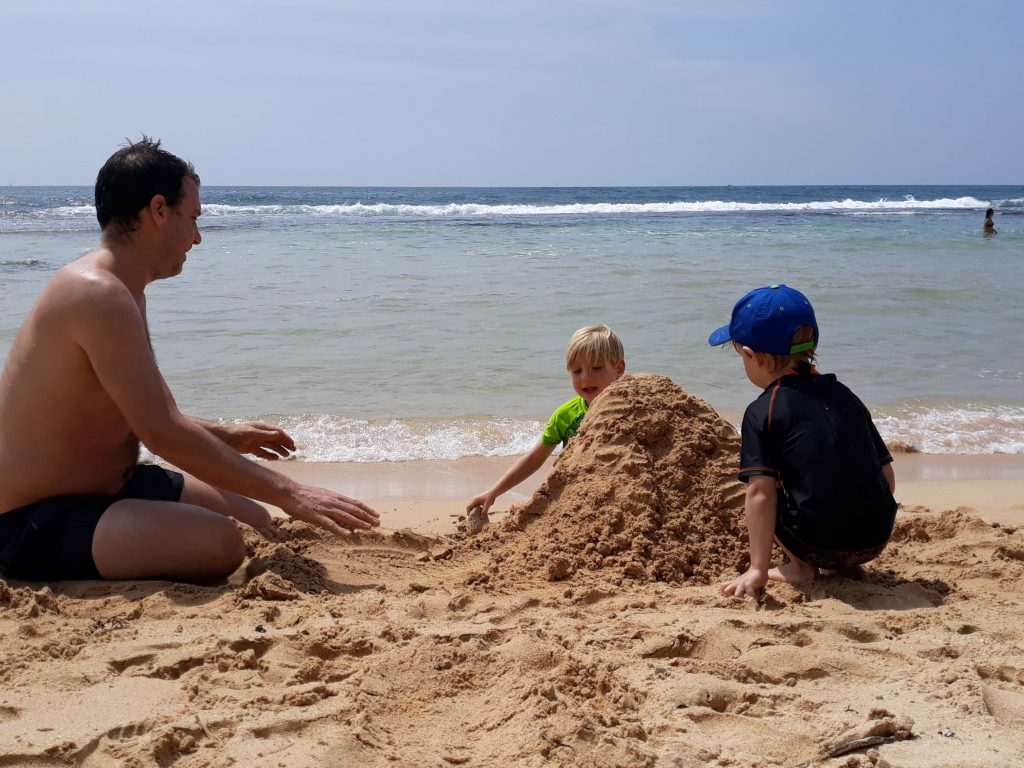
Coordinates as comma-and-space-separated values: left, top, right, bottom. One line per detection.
1, 374, 1023, 768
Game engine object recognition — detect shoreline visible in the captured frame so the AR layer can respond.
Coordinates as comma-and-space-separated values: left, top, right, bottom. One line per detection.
261, 452, 1024, 533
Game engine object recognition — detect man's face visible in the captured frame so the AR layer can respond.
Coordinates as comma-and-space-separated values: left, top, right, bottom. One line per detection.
165, 178, 201, 276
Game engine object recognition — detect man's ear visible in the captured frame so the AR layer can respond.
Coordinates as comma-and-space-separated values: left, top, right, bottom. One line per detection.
739, 345, 757, 361
143, 194, 169, 226
614, 359, 626, 377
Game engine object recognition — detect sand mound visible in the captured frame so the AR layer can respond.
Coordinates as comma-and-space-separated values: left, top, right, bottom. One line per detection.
890, 508, 995, 543
462, 374, 748, 584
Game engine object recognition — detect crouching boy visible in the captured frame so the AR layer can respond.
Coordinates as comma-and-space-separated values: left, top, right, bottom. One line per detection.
709, 284, 896, 598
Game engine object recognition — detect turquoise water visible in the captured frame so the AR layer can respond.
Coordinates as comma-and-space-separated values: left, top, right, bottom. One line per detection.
2, 186, 1022, 458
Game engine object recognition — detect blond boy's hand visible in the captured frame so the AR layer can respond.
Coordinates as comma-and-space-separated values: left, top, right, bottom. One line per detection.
466, 492, 496, 516
721, 567, 768, 600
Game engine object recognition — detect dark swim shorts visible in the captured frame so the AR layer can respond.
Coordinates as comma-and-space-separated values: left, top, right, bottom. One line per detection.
0, 465, 184, 581
774, 512, 889, 571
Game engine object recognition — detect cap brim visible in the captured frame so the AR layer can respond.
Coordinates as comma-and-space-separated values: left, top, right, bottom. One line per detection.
708, 325, 732, 347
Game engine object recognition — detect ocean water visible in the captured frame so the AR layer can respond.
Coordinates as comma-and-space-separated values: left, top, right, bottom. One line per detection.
2, 185, 1023, 460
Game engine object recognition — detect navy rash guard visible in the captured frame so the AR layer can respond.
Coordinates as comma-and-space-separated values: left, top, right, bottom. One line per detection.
738, 367, 897, 553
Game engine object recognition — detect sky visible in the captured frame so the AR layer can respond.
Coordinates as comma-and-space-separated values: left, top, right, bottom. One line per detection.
2, 0, 1021, 186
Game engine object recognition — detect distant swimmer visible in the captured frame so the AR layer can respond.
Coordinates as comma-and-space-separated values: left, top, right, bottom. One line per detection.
984, 208, 997, 235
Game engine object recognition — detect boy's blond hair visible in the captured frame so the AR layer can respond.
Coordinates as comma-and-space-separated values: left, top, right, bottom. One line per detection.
565, 325, 624, 368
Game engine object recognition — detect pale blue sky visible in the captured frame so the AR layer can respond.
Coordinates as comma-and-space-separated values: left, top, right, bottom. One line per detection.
2, 1, 1020, 185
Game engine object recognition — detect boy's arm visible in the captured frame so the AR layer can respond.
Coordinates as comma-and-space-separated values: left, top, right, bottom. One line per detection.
467, 441, 556, 514
882, 462, 895, 493
721, 475, 777, 599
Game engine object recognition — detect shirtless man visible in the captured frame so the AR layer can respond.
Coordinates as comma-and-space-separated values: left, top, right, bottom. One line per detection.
0, 138, 379, 583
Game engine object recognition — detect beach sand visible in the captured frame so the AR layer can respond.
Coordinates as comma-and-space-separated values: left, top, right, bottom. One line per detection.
2, 375, 1023, 767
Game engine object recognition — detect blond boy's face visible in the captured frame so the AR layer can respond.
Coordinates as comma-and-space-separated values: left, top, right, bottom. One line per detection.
568, 356, 625, 405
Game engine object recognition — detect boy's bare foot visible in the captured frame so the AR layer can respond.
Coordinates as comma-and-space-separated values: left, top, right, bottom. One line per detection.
820, 564, 868, 580
768, 558, 817, 585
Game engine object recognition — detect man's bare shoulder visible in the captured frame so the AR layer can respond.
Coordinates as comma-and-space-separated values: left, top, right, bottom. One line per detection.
45, 249, 138, 315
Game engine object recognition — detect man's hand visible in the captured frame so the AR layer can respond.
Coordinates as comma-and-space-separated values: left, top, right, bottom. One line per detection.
285, 486, 381, 537
721, 567, 768, 600
207, 421, 297, 460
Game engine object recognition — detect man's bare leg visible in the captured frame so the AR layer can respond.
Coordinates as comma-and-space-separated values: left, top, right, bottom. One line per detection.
92, 499, 246, 582
180, 474, 272, 528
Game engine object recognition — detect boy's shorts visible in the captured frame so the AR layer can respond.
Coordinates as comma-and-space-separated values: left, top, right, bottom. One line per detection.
775, 525, 887, 570
771, 481, 894, 571
0, 465, 184, 582
774, 513, 889, 571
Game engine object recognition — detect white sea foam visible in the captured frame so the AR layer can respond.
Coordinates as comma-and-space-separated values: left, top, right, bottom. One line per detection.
4, 197, 998, 229
874, 405, 1024, 455
51, 205, 95, 217
166, 407, 1024, 464
198, 196, 990, 219
273, 415, 543, 462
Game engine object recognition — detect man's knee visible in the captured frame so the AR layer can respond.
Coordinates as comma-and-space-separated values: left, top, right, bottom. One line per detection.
201, 515, 246, 577
244, 501, 273, 528
181, 477, 271, 528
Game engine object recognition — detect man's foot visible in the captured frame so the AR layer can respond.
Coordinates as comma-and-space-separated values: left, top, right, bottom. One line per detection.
767, 558, 817, 585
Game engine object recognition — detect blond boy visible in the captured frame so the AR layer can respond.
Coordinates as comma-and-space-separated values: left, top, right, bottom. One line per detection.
466, 325, 625, 522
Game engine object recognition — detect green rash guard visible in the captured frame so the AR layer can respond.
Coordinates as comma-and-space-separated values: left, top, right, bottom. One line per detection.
540, 396, 588, 448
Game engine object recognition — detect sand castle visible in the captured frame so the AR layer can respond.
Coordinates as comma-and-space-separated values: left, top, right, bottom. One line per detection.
459, 373, 749, 585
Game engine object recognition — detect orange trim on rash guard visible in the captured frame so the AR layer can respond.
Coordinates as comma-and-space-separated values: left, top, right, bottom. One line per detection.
767, 380, 781, 432
768, 364, 819, 432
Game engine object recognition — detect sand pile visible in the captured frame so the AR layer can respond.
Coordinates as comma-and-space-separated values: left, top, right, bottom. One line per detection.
462, 374, 749, 585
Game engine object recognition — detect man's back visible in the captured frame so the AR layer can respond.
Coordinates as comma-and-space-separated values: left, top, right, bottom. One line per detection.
0, 253, 140, 513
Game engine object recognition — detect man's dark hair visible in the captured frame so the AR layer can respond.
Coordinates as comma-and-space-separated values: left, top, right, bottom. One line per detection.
94, 136, 200, 236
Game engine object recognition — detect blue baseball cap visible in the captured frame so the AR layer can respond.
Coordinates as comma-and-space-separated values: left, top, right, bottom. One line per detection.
708, 284, 818, 355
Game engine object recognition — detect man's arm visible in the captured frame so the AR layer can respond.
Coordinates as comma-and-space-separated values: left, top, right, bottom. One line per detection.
73, 282, 376, 536
882, 462, 895, 493
158, 376, 297, 460
192, 418, 297, 460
